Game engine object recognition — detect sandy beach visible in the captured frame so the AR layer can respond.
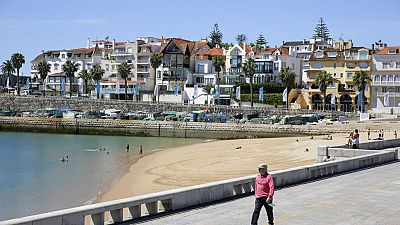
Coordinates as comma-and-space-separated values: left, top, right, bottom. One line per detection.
98, 130, 393, 202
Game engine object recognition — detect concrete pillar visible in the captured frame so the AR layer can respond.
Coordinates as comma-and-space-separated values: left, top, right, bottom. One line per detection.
159, 199, 172, 212
90, 212, 104, 225
128, 205, 141, 219
145, 201, 158, 215
110, 209, 123, 223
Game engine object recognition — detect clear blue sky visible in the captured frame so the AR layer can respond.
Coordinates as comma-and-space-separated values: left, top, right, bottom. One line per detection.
1, 0, 400, 75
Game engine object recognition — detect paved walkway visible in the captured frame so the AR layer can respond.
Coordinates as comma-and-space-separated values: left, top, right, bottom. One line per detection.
132, 162, 400, 225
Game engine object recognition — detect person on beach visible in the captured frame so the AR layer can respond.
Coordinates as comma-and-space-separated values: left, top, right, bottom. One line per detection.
139, 145, 143, 155
352, 129, 360, 149
347, 132, 353, 146
126, 144, 130, 152
368, 129, 371, 140
251, 164, 275, 225
395, 131, 398, 139
378, 130, 382, 140
381, 129, 384, 140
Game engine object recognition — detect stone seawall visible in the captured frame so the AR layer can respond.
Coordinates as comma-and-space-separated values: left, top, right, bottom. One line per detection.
0, 95, 348, 117
0, 117, 340, 139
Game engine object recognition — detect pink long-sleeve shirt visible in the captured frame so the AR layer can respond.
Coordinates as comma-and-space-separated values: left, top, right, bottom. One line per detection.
255, 173, 275, 199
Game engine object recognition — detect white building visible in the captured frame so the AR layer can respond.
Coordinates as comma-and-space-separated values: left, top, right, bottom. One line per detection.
281, 37, 333, 86
371, 45, 400, 113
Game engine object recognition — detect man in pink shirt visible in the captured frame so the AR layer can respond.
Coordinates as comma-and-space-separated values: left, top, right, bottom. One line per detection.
251, 163, 274, 225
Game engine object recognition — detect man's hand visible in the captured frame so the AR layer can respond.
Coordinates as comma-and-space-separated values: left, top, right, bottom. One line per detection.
267, 196, 272, 203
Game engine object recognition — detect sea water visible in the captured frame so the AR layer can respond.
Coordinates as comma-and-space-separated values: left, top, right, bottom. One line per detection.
0, 131, 202, 220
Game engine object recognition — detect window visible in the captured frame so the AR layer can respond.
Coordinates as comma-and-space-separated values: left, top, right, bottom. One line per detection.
396, 62, 400, 68
347, 63, 355, 69
334, 73, 337, 77
327, 52, 337, 58
389, 75, 394, 82
61, 54, 65, 59
389, 50, 396, 54
315, 51, 323, 58
344, 51, 350, 57
54, 63, 59, 71
347, 72, 353, 78
390, 61, 395, 68
157, 71, 161, 78
296, 47, 299, 51
197, 64, 205, 73
359, 62, 369, 69
199, 54, 204, 60
340, 73, 343, 78
274, 63, 279, 71
383, 62, 389, 69
358, 51, 368, 60
312, 62, 323, 69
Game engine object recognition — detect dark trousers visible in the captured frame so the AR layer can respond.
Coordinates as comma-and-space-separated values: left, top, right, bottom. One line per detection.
251, 197, 274, 225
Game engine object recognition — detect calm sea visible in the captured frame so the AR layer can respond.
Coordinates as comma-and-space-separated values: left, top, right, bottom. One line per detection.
0, 131, 202, 220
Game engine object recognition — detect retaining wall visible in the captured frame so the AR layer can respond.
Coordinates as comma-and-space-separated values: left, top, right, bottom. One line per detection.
0, 149, 397, 225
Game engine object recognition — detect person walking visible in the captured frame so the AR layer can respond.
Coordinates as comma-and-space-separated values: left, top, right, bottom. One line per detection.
139, 145, 143, 155
353, 129, 360, 149
251, 164, 275, 225
395, 130, 397, 139
126, 144, 130, 152
367, 129, 371, 140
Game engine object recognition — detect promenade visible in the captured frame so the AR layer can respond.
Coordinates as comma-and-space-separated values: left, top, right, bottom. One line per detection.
134, 162, 400, 225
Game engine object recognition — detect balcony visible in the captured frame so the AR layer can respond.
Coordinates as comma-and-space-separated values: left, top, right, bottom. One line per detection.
372, 81, 400, 87
377, 92, 400, 97
137, 68, 149, 73
137, 60, 149, 64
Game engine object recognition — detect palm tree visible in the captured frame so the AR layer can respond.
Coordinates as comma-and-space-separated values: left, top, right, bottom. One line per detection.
1, 60, 14, 88
353, 70, 371, 112
315, 70, 334, 111
37, 61, 51, 97
203, 83, 214, 105
212, 55, 224, 105
117, 62, 132, 100
11, 53, 25, 95
62, 61, 79, 97
278, 66, 296, 108
150, 54, 162, 102
91, 64, 105, 99
242, 58, 256, 108
79, 69, 92, 95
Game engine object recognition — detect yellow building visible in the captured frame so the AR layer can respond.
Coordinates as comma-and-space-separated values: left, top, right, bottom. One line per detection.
305, 40, 372, 112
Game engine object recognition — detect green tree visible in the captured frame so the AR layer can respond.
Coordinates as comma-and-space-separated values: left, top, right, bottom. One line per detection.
150, 54, 163, 103
212, 55, 224, 105
203, 83, 213, 105
62, 61, 79, 97
79, 69, 92, 95
11, 53, 25, 95
1, 60, 14, 88
235, 34, 247, 45
313, 17, 330, 39
117, 62, 132, 100
209, 23, 223, 48
278, 66, 296, 108
242, 58, 257, 108
37, 61, 51, 97
315, 70, 334, 111
256, 34, 267, 47
353, 70, 371, 112
90, 64, 105, 99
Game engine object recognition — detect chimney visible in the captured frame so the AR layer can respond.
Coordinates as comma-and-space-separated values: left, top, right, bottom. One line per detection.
303, 39, 306, 44
87, 38, 90, 48
112, 39, 116, 50
216, 44, 220, 49
282, 41, 285, 46
371, 43, 375, 51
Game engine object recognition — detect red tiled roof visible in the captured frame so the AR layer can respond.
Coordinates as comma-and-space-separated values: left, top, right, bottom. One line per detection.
376, 46, 400, 54
208, 48, 224, 56
159, 38, 210, 55
261, 48, 277, 54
